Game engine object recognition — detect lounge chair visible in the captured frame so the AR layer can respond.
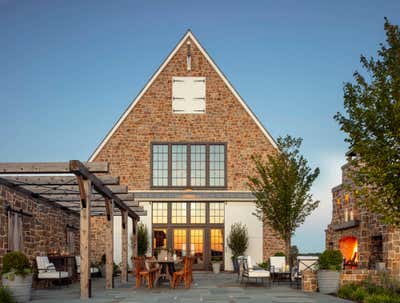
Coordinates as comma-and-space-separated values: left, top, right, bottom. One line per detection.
291, 255, 318, 288
36, 256, 70, 287
241, 256, 271, 287
75, 256, 100, 277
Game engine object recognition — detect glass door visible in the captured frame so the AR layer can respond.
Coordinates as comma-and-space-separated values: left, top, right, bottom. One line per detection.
190, 229, 205, 269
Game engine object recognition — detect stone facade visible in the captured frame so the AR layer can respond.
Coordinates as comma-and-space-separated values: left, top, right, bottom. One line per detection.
0, 183, 80, 269
325, 156, 400, 277
302, 270, 318, 292
90, 216, 107, 264
263, 221, 286, 258
89, 32, 285, 264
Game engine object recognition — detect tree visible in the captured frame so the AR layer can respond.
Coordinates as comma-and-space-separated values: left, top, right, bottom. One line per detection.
334, 19, 400, 226
247, 135, 320, 266
137, 223, 149, 256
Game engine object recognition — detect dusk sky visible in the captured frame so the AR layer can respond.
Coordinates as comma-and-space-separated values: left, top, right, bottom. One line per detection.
1, 0, 399, 252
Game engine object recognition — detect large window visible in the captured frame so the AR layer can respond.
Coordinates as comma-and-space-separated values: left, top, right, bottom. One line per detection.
171, 202, 187, 224
209, 202, 224, 224
190, 202, 206, 224
152, 203, 168, 224
151, 143, 226, 188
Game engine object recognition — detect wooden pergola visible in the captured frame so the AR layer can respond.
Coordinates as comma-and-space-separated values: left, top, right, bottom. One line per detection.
0, 161, 146, 299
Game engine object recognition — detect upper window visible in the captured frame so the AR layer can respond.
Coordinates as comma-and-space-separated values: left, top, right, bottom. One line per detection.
151, 143, 226, 188
172, 77, 206, 114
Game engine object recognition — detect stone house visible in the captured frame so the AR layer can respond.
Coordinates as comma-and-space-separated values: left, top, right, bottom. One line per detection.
325, 152, 400, 277
89, 31, 285, 270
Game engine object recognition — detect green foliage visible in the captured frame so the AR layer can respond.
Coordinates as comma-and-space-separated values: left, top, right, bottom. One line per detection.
258, 261, 270, 270
248, 135, 320, 265
1, 252, 32, 278
274, 252, 285, 257
318, 249, 343, 270
211, 256, 223, 263
364, 293, 400, 303
227, 223, 249, 257
0, 286, 16, 303
137, 223, 149, 256
334, 19, 400, 226
338, 283, 359, 299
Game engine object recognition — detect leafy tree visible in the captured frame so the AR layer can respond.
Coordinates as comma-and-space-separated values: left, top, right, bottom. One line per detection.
334, 19, 400, 226
247, 135, 320, 266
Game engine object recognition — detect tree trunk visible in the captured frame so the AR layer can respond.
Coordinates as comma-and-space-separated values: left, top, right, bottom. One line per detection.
285, 237, 291, 270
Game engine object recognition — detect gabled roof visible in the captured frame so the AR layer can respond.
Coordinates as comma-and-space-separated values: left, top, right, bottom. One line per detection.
89, 30, 277, 161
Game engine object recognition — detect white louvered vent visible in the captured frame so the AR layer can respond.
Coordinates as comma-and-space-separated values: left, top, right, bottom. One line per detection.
172, 77, 206, 114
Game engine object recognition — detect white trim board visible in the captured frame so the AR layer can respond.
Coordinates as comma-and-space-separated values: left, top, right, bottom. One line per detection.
88, 30, 277, 161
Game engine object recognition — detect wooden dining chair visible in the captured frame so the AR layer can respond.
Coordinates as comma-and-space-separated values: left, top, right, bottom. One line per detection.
133, 256, 154, 288
171, 256, 192, 289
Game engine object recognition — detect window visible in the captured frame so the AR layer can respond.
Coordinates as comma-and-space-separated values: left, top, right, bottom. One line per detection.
172, 77, 206, 114
171, 202, 187, 224
209, 145, 225, 187
153, 229, 167, 249
190, 145, 206, 186
8, 212, 23, 252
209, 202, 224, 224
151, 143, 226, 188
190, 203, 206, 224
152, 203, 168, 224
173, 229, 187, 257
172, 145, 187, 186
152, 145, 168, 186
210, 229, 223, 259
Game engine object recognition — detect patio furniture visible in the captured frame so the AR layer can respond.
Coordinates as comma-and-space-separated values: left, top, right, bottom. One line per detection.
241, 256, 271, 287
75, 256, 100, 278
147, 257, 181, 286
269, 256, 289, 284
291, 256, 318, 288
236, 256, 246, 281
133, 256, 158, 288
36, 256, 71, 287
171, 256, 193, 288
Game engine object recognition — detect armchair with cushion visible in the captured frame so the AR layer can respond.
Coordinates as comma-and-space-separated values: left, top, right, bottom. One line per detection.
241, 256, 271, 287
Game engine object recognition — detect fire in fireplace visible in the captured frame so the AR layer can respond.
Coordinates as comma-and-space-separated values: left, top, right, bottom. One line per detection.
339, 236, 358, 268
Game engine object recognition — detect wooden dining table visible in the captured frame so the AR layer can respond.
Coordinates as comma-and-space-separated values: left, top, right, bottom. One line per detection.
146, 258, 182, 284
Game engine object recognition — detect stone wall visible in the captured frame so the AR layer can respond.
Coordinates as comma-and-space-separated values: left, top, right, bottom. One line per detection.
90, 216, 107, 264
302, 270, 317, 292
325, 159, 400, 277
263, 220, 287, 259
0, 184, 80, 269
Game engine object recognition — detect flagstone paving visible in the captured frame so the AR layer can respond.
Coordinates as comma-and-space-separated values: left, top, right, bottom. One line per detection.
31, 272, 350, 303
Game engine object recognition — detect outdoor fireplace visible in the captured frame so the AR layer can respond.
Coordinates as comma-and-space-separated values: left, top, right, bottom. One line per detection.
339, 236, 358, 268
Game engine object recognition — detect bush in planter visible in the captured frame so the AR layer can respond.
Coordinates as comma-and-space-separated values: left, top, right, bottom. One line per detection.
274, 252, 285, 257
317, 249, 343, 294
227, 223, 248, 272
211, 256, 223, 274
137, 223, 149, 256
0, 286, 16, 303
1, 252, 33, 303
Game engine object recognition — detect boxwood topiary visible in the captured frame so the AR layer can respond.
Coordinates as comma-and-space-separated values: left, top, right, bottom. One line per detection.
1, 252, 32, 277
318, 249, 343, 270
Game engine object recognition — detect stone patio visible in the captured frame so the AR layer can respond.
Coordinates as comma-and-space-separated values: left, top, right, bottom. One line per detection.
31, 272, 350, 303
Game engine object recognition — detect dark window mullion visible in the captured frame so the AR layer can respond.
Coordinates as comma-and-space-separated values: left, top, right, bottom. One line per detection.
206, 144, 210, 187
187, 144, 191, 187
168, 143, 172, 187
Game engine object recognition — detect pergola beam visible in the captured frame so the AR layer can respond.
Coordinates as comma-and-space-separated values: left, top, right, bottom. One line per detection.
0, 162, 108, 174
39, 193, 136, 202
69, 160, 139, 220
2, 175, 119, 185
19, 184, 128, 195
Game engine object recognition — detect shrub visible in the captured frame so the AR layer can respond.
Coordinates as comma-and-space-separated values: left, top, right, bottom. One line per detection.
318, 249, 343, 270
227, 223, 249, 257
338, 283, 359, 299
0, 286, 16, 303
1, 252, 32, 277
364, 293, 400, 303
353, 287, 367, 302
258, 261, 269, 270
137, 223, 149, 256
274, 252, 285, 257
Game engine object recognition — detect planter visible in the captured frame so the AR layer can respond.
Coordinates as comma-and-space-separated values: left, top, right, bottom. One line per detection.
212, 262, 221, 274
231, 257, 239, 273
2, 274, 33, 303
317, 270, 340, 294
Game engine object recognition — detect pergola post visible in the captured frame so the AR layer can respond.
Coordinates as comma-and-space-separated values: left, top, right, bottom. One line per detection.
78, 176, 91, 299
121, 209, 128, 284
132, 218, 138, 258
105, 198, 114, 289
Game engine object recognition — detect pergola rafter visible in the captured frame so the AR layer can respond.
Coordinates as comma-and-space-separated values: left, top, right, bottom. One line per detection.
0, 160, 145, 298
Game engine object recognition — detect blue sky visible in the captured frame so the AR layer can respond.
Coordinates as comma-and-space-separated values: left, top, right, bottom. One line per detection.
1, 0, 399, 252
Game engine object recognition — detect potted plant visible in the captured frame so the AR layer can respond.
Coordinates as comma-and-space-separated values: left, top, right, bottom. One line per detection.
317, 249, 343, 294
211, 256, 223, 274
137, 223, 149, 256
227, 223, 249, 273
1, 252, 33, 303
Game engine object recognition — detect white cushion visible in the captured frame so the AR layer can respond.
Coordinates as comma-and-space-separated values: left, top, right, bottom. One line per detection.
270, 256, 286, 272
38, 271, 69, 279
248, 270, 270, 278
247, 256, 253, 269
91, 267, 99, 273
36, 256, 54, 270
